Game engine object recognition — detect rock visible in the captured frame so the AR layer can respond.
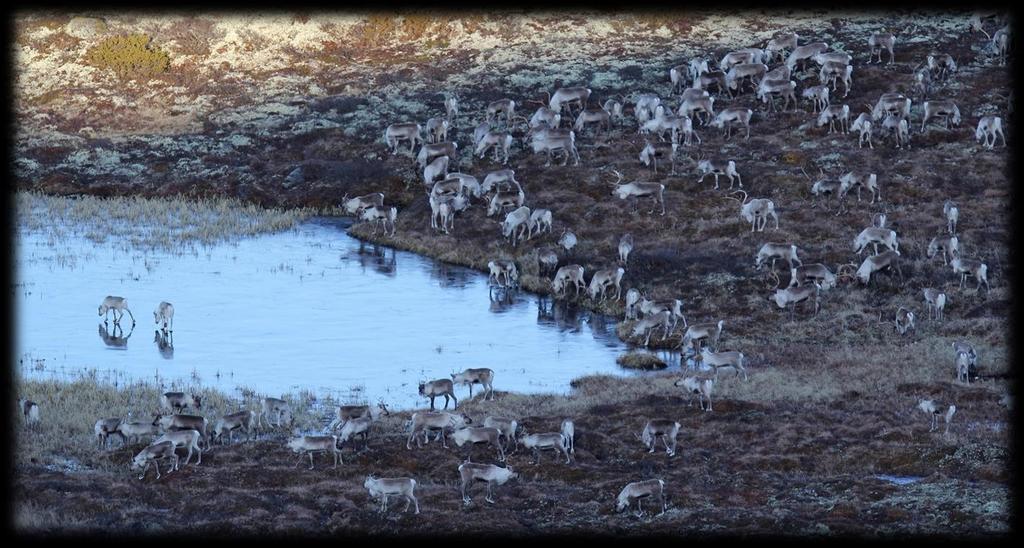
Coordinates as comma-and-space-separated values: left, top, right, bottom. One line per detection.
283, 166, 304, 188
65, 17, 108, 40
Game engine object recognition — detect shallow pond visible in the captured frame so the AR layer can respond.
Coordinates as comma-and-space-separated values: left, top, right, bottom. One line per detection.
16, 217, 697, 410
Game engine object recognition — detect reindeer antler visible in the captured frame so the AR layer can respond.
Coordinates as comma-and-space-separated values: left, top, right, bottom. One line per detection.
725, 189, 748, 204
765, 270, 781, 289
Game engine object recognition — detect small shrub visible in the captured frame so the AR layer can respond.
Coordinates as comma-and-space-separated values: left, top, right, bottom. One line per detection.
85, 34, 170, 80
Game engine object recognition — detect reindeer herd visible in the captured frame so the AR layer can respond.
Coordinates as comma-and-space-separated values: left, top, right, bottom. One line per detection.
17, 12, 1011, 522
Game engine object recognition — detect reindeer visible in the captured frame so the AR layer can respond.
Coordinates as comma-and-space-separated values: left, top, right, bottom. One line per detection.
360, 206, 398, 236
486, 182, 525, 217
425, 117, 449, 144
531, 130, 580, 166
547, 87, 592, 116
603, 98, 625, 126
327, 402, 390, 432
153, 429, 203, 467
131, 440, 179, 480
955, 352, 973, 383
459, 462, 518, 505
341, 192, 385, 215
519, 430, 572, 464
680, 321, 725, 353
528, 208, 553, 239
720, 50, 756, 72
679, 93, 715, 125
624, 289, 642, 320
755, 243, 801, 271
451, 368, 495, 401
838, 172, 880, 204
444, 94, 459, 123
950, 250, 990, 292
616, 480, 667, 516
688, 57, 711, 83
484, 417, 519, 453
501, 206, 532, 247
992, 25, 1010, 65
803, 85, 830, 113
99, 296, 135, 325
259, 397, 291, 429
558, 230, 578, 254
639, 140, 678, 175
574, 107, 612, 135
452, 426, 506, 462
843, 250, 902, 286
765, 31, 800, 63
639, 298, 686, 332
430, 193, 465, 234
868, 32, 896, 64
637, 419, 680, 456
756, 79, 797, 112
926, 53, 957, 80
406, 411, 471, 449
943, 200, 959, 234
918, 399, 956, 433
634, 93, 662, 123
786, 42, 829, 73
921, 100, 961, 131
696, 158, 741, 190
892, 307, 916, 335
725, 63, 769, 95
365, 476, 420, 514
537, 248, 559, 277
927, 234, 959, 264
487, 259, 519, 289
475, 130, 514, 165
486, 99, 516, 127
481, 169, 520, 195
619, 234, 634, 264
152, 413, 210, 450
923, 288, 948, 321
768, 277, 821, 320
552, 264, 586, 298
419, 378, 458, 410
416, 141, 459, 169
789, 264, 837, 290
871, 93, 912, 122
561, 419, 575, 455
631, 310, 673, 347
729, 190, 778, 232
913, 65, 933, 100
117, 420, 160, 445
976, 116, 1006, 149
159, 392, 201, 415
384, 123, 423, 154
952, 341, 978, 370
153, 301, 174, 331
850, 113, 874, 148
588, 267, 625, 301
674, 376, 714, 411
817, 104, 851, 134
423, 155, 449, 187
853, 226, 899, 255
95, 417, 124, 449
881, 114, 911, 149
212, 410, 257, 445
710, 107, 753, 139
607, 168, 666, 215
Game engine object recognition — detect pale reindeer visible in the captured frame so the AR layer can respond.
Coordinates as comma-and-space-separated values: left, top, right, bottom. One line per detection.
547, 87, 592, 116
710, 107, 754, 139
531, 130, 580, 166
552, 264, 586, 298
976, 116, 1006, 149
587, 267, 625, 302
755, 243, 801, 271
519, 430, 572, 464
451, 368, 495, 401
756, 78, 797, 112
487, 259, 519, 289
327, 402, 390, 432
765, 31, 800, 62
259, 396, 291, 429
419, 378, 458, 410
384, 123, 423, 154
674, 376, 713, 411
475, 130, 514, 165
360, 205, 398, 236
406, 411, 471, 449
853, 226, 899, 255
484, 416, 519, 453
838, 172, 880, 204
881, 114, 911, 149
537, 247, 559, 277
528, 208, 553, 239
212, 410, 257, 445
949, 250, 990, 292
927, 234, 959, 265
817, 104, 851, 134
679, 320, 725, 352
868, 32, 896, 64
926, 53, 957, 80
699, 348, 748, 380
607, 168, 666, 215
892, 307, 916, 335
921, 100, 961, 132
918, 399, 956, 433
425, 117, 449, 144
871, 93, 912, 122
943, 200, 959, 234
850, 113, 874, 148
636, 419, 680, 456
341, 192, 384, 215
452, 426, 506, 462
422, 155, 449, 187
923, 288, 948, 321
160, 392, 201, 415
152, 413, 211, 450
130, 440, 178, 481
486, 99, 516, 127
501, 206, 532, 247
729, 190, 779, 232
725, 62, 769, 95
99, 296, 135, 324
696, 158, 742, 190
459, 462, 518, 505
768, 277, 821, 320
557, 230, 578, 254
619, 234, 634, 264
561, 419, 575, 455
364, 476, 419, 514
803, 85, 830, 113
789, 264, 837, 290
153, 429, 203, 467
786, 42, 829, 73
444, 94, 459, 123
153, 301, 174, 331
630, 310, 673, 347
616, 480, 667, 516
416, 141, 459, 169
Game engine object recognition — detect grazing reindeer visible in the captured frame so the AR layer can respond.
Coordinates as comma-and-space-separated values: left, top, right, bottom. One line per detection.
603, 98, 625, 126
519, 430, 572, 464
926, 53, 957, 80
20, 399, 39, 427
786, 42, 829, 72
952, 341, 978, 370
561, 419, 575, 455
616, 480, 667, 515
537, 247, 559, 277
943, 200, 959, 234
528, 208, 553, 239
444, 94, 459, 123
529, 106, 562, 129
451, 368, 495, 401
768, 278, 821, 320
423, 155, 450, 187
338, 415, 380, 451
725, 62, 769, 95
159, 392, 201, 418
425, 117, 449, 144
881, 114, 911, 149
384, 123, 423, 154
360, 206, 398, 236
588, 267, 625, 301
765, 31, 799, 62
487, 182, 525, 217
625, 288, 642, 320
949, 251, 990, 292
991, 25, 1010, 65
459, 462, 518, 505
756, 79, 797, 112
817, 104, 850, 134
680, 321, 725, 352
838, 172, 880, 204
696, 69, 730, 99
710, 107, 753, 139
872, 93, 912, 122
674, 376, 713, 411
607, 168, 666, 215
547, 87, 592, 116
918, 399, 956, 433
501, 206, 532, 247
699, 348, 748, 380
484, 417, 519, 452
802, 85, 830, 113
819, 62, 854, 97
328, 402, 390, 432
259, 397, 291, 429
416, 141, 459, 169
419, 378, 458, 410
631, 310, 673, 347
976, 116, 1006, 149
696, 158, 742, 190
921, 100, 961, 132
153, 302, 174, 331
99, 296, 135, 324
558, 230, 578, 254
451, 426, 506, 462
131, 440, 178, 480
364, 476, 420, 514
755, 243, 801, 271
639, 298, 686, 332
117, 420, 160, 445
481, 168, 519, 195
730, 190, 779, 232
955, 352, 973, 383
914, 65, 933, 100
95, 417, 124, 448
844, 250, 902, 286
531, 130, 580, 166
853, 227, 899, 255
789, 264, 837, 290
212, 410, 257, 445
720, 50, 756, 72
928, 234, 959, 265
868, 32, 896, 64
893, 307, 916, 335
341, 192, 385, 215
153, 429, 203, 467
552, 264, 586, 298
406, 411, 471, 449
639, 139, 678, 175
475, 130, 514, 165
679, 93, 716, 125
574, 107, 612, 135
637, 419, 681, 456
487, 260, 519, 289
486, 99, 516, 127
619, 234, 634, 264
923, 288, 948, 321
850, 113, 874, 148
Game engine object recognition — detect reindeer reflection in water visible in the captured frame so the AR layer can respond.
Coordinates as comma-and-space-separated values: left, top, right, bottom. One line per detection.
356, 241, 396, 277
154, 330, 174, 359
430, 262, 474, 289
98, 321, 133, 349
536, 297, 583, 332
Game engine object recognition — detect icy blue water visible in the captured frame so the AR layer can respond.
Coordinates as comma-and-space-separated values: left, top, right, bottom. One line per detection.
15, 217, 689, 410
